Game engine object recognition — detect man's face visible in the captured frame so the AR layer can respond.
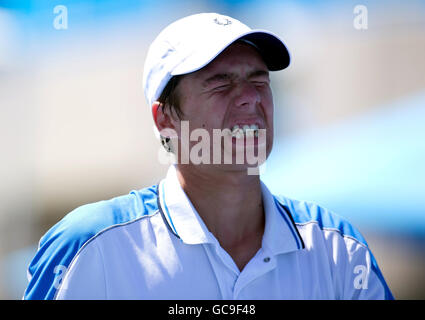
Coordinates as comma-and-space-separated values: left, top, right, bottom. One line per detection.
171, 42, 274, 171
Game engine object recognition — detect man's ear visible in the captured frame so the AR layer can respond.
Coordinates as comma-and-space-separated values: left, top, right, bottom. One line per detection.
152, 101, 173, 131
152, 101, 179, 139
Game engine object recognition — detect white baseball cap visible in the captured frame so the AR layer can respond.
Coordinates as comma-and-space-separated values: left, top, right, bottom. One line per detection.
143, 12, 291, 108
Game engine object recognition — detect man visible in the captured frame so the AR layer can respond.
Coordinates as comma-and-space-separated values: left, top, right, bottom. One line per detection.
24, 13, 393, 299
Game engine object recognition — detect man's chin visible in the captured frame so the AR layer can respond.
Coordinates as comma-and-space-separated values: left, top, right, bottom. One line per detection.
204, 161, 267, 176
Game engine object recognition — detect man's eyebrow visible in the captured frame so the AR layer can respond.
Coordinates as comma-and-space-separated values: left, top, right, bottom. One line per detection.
202, 70, 269, 87
248, 70, 270, 79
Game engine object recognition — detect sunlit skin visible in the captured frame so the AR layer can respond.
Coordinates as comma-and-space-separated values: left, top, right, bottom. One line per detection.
153, 42, 275, 271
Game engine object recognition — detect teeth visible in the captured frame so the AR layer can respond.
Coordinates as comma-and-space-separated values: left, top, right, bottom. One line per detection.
231, 125, 243, 139
230, 124, 259, 138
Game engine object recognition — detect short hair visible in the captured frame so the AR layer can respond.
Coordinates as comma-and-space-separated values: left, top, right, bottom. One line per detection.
157, 75, 184, 120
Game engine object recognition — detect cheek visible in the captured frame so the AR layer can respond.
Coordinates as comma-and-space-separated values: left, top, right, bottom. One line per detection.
263, 95, 274, 125
195, 100, 227, 129
263, 94, 274, 149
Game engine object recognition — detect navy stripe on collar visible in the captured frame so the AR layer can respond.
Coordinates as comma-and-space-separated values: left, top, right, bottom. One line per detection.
157, 183, 181, 240
274, 199, 305, 250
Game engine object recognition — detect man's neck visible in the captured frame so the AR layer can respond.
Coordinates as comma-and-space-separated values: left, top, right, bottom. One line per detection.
175, 164, 265, 252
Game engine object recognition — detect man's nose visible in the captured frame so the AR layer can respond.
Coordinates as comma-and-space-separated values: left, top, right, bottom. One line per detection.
233, 81, 260, 109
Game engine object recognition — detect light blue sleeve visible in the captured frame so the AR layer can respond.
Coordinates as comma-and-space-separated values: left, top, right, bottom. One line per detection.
23, 208, 92, 300
23, 188, 158, 300
23, 200, 122, 299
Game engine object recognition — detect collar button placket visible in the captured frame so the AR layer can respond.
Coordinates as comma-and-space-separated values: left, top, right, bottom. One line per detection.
233, 249, 276, 299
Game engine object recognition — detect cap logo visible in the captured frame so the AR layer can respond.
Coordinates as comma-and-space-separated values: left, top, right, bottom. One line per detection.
214, 17, 232, 26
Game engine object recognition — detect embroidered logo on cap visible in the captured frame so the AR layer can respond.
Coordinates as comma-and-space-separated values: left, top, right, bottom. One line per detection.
214, 17, 232, 26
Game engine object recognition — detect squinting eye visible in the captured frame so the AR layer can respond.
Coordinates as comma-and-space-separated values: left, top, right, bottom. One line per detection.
213, 84, 230, 91
252, 81, 268, 86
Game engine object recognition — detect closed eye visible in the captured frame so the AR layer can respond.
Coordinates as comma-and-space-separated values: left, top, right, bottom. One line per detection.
203, 73, 233, 91
251, 80, 268, 86
212, 83, 231, 91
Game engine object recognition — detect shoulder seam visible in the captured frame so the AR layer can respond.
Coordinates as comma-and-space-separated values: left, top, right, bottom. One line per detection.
297, 221, 393, 299
53, 209, 160, 299
296, 220, 369, 250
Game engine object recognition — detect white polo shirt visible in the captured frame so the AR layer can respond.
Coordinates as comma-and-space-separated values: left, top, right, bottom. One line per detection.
24, 165, 393, 300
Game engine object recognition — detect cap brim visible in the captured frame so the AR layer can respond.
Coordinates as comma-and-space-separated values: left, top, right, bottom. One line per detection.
171, 29, 290, 76
240, 30, 290, 71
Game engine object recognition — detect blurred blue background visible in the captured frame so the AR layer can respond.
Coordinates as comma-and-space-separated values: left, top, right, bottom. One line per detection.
0, 0, 424, 299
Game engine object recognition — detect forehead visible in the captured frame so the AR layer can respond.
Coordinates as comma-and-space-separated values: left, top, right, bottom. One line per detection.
188, 42, 268, 80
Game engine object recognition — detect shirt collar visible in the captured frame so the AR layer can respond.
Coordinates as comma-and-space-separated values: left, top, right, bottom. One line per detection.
158, 165, 216, 245
158, 165, 304, 254
260, 181, 305, 255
